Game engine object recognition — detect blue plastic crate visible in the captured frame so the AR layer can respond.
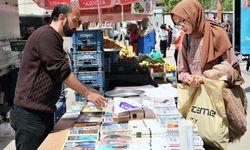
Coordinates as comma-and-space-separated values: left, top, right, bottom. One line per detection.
73, 66, 103, 72
104, 50, 119, 73
57, 97, 66, 103
76, 71, 105, 86
75, 94, 86, 102
72, 30, 103, 52
72, 51, 104, 68
59, 85, 65, 99
54, 101, 66, 124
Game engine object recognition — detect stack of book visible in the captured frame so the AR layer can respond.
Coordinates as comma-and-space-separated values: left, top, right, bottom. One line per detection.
63, 127, 99, 150
166, 120, 204, 150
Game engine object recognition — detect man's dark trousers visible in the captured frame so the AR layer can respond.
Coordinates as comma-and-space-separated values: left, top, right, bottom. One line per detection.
10, 106, 54, 150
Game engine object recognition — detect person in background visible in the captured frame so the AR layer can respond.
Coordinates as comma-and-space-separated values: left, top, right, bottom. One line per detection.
227, 20, 233, 44
172, 26, 185, 64
167, 25, 173, 50
247, 55, 250, 71
113, 30, 119, 40
119, 22, 127, 41
22, 26, 35, 40
222, 22, 232, 44
127, 23, 139, 53
137, 18, 156, 55
242, 0, 250, 7
159, 24, 168, 58
10, 4, 106, 150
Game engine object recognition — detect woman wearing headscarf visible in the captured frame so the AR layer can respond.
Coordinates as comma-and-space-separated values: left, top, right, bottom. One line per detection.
171, 0, 240, 87
171, 0, 247, 149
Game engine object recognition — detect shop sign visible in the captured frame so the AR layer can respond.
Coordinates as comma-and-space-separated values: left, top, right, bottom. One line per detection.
88, 21, 113, 29
44, 0, 71, 8
78, 0, 116, 10
80, 4, 131, 15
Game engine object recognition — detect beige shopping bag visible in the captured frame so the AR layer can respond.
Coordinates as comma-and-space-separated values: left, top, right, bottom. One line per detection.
178, 77, 229, 150
177, 83, 198, 118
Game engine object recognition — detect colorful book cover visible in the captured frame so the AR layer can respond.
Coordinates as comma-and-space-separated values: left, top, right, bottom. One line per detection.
63, 141, 96, 150
69, 128, 99, 135
76, 117, 103, 123
82, 102, 105, 113
73, 123, 100, 129
96, 134, 131, 150
104, 105, 113, 116
103, 116, 113, 124
67, 135, 98, 141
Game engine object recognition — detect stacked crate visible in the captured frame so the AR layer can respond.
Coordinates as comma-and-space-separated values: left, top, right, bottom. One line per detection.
72, 30, 105, 101
54, 85, 66, 124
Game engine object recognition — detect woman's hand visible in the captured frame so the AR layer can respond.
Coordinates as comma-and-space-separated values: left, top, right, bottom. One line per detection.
184, 75, 203, 87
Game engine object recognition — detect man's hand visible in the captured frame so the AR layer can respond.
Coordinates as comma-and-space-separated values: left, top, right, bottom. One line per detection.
88, 87, 99, 94
85, 90, 106, 109
63, 72, 107, 108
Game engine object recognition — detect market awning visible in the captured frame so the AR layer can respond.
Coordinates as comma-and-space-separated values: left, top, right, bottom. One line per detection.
33, 0, 139, 10
79, 4, 149, 22
33, 0, 152, 22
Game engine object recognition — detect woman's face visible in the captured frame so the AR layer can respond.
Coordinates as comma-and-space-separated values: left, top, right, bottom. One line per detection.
172, 15, 192, 34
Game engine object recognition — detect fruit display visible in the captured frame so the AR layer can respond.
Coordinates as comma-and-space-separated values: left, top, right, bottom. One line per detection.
164, 63, 176, 72
118, 43, 136, 59
103, 38, 136, 58
138, 55, 176, 72
103, 38, 122, 49
149, 64, 164, 72
119, 48, 136, 58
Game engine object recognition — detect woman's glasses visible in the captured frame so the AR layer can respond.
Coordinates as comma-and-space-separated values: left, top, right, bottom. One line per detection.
175, 19, 185, 29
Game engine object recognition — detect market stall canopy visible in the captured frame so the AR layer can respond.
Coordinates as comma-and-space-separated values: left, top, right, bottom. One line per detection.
34, 0, 140, 9
80, 4, 150, 22
33, 0, 152, 22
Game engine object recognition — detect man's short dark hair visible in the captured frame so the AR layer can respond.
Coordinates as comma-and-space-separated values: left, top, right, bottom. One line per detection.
160, 24, 166, 30
51, 4, 72, 21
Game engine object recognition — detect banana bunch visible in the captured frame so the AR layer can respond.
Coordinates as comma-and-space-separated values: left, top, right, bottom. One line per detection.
119, 47, 128, 57
139, 61, 150, 66
165, 63, 176, 72
127, 52, 136, 58
119, 44, 136, 58
119, 48, 136, 58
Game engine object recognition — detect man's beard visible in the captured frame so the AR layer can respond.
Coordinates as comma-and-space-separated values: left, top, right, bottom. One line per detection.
63, 19, 75, 37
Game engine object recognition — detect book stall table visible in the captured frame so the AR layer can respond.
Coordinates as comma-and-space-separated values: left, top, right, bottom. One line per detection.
39, 85, 204, 150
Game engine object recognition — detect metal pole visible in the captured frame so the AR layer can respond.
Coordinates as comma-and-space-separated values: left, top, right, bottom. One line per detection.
163, 13, 165, 24
217, 0, 222, 24
121, 5, 125, 42
98, 0, 101, 28
232, 0, 235, 50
